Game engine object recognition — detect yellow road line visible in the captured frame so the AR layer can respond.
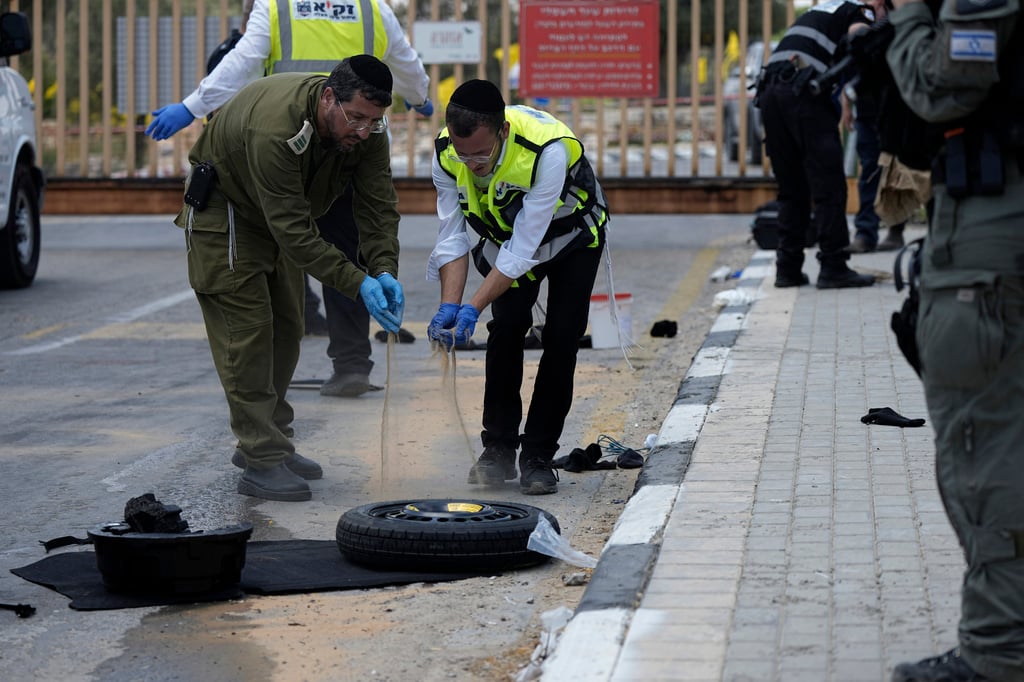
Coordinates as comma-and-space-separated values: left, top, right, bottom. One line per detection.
23, 323, 67, 340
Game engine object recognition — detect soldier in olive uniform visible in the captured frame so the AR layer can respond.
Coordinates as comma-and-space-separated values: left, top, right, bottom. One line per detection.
174, 56, 404, 502
886, 0, 1023, 679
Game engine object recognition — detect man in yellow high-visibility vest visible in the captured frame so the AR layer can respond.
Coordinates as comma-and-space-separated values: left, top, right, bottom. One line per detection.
147, 0, 430, 400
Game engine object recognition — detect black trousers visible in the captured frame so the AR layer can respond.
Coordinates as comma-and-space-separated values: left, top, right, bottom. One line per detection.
481, 235, 604, 462
760, 78, 851, 275
305, 184, 373, 376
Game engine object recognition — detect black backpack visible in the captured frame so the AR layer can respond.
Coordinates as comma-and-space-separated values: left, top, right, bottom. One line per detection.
750, 201, 820, 250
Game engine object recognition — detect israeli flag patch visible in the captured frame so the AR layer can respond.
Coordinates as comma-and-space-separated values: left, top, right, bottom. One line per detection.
950, 30, 997, 62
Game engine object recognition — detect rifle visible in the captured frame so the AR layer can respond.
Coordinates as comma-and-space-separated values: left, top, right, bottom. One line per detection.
808, 19, 895, 96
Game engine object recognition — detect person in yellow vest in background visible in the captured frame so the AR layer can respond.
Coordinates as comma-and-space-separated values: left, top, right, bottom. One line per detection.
427, 80, 610, 496
146, 0, 430, 400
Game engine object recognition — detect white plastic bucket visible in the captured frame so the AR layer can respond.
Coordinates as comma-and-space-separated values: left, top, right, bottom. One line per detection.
589, 293, 632, 349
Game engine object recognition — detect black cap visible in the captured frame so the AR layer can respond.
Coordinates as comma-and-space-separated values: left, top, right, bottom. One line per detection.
449, 79, 505, 114
348, 54, 393, 93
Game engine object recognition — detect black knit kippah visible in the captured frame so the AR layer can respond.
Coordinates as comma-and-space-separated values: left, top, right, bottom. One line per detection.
449, 79, 505, 114
349, 54, 393, 92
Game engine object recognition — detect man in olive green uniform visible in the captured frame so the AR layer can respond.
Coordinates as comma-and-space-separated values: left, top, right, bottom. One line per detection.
174, 55, 404, 502
886, 0, 1023, 679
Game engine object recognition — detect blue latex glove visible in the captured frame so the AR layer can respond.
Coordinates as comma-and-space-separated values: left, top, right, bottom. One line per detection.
359, 275, 401, 334
427, 303, 460, 350
453, 304, 479, 345
404, 97, 434, 117
375, 273, 405, 325
145, 103, 195, 141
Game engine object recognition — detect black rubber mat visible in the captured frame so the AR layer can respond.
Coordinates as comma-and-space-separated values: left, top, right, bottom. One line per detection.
11, 539, 485, 611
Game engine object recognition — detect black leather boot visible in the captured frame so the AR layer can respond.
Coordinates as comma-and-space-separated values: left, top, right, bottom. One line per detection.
232, 448, 323, 480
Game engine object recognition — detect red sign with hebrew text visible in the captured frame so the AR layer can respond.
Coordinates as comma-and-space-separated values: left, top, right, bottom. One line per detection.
519, 0, 660, 98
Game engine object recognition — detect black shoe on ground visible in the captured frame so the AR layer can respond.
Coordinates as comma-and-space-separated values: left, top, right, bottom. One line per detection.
816, 266, 875, 289
467, 446, 517, 485
320, 372, 371, 397
305, 311, 329, 336
232, 448, 323, 480
891, 647, 989, 681
774, 271, 810, 288
237, 463, 312, 502
519, 457, 559, 495
844, 236, 876, 254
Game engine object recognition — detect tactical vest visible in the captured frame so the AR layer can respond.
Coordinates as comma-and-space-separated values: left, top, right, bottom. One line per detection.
937, 19, 1024, 197
435, 106, 608, 275
971, 18, 1024, 150
267, 0, 387, 75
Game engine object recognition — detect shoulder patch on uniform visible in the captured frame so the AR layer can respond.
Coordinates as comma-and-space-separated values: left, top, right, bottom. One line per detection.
957, 0, 1007, 14
950, 29, 997, 61
287, 119, 314, 154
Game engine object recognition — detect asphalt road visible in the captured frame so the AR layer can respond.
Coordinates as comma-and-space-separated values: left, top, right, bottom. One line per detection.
0, 211, 755, 680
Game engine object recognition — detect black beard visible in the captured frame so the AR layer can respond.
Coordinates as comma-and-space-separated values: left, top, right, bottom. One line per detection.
320, 135, 355, 153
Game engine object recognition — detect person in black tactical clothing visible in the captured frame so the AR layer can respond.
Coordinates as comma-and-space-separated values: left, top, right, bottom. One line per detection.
758, 0, 890, 289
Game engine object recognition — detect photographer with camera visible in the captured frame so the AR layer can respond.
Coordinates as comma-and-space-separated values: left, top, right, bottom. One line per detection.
883, 0, 1024, 679
757, 0, 890, 290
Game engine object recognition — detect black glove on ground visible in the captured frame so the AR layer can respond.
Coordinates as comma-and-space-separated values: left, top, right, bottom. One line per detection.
616, 448, 645, 469
552, 443, 616, 472
860, 407, 925, 428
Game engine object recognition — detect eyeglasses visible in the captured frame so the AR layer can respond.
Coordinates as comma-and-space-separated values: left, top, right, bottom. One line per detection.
445, 137, 500, 165
337, 102, 387, 134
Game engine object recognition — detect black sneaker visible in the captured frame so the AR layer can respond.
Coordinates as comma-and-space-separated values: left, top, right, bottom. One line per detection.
519, 457, 559, 495
891, 647, 989, 681
774, 271, 810, 288
467, 446, 517, 485
816, 266, 875, 289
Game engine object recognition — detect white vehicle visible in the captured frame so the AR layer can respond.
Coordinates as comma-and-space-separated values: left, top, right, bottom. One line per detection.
0, 11, 43, 289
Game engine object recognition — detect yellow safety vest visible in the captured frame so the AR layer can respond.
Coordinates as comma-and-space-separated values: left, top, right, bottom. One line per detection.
267, 0, 388, 75
436, 106, 607, 275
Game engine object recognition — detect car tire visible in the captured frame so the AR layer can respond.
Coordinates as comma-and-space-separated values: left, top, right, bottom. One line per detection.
336, 498, 560, 571
0, 163, 40, 289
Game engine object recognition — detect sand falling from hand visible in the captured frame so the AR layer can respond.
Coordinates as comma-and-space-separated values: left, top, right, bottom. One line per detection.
377, 336, 477, 496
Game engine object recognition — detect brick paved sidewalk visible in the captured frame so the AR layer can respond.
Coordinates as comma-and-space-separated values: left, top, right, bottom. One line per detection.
544, 237, 964, 681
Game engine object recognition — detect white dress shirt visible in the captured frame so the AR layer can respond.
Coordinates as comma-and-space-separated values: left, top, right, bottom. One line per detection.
183, 0, 430, 119
427, 140, 569, 281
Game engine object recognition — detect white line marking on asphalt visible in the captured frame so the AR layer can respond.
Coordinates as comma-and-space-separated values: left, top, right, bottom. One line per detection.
107, 290, 195, 323
5, 289, 195, 355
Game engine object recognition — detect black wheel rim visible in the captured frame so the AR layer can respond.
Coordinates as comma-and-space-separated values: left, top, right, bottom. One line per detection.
369, 500, 531, 524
